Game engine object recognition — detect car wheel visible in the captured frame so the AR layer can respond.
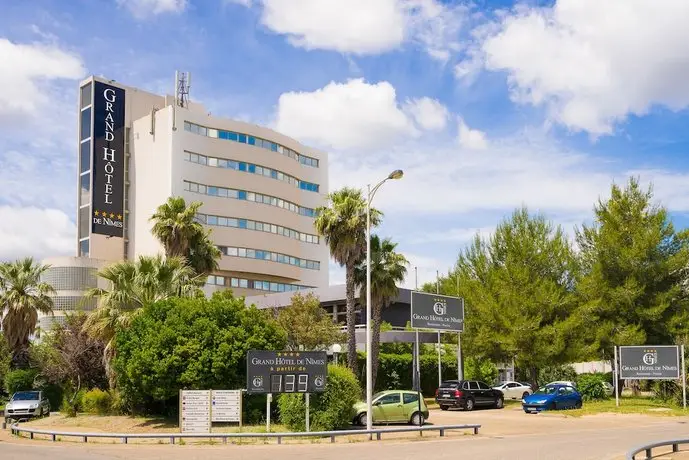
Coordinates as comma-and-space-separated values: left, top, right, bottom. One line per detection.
575, 400, 582, 409
464, 398, 475, 411
357, 413, 368, 427
522, 392, 530, 399
411, 412, 425, 426
494, 397, 504, 409
440, 405, 449, 411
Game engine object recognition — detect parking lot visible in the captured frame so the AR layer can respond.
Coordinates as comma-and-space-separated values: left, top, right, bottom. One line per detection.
4, 403, 689, 459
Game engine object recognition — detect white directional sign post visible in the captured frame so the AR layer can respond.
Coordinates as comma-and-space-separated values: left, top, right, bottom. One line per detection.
211, 390, 242, 426
179, 390, 211, 433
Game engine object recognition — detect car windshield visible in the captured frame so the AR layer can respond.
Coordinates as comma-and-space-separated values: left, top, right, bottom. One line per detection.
12, 391, 39, 401
534, 386, 558, 395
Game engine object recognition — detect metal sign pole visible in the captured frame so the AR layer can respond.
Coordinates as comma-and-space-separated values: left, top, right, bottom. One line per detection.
305, 393, 310, 432
438, 331, 442, 387
457, 332, 463, 380
416, 328, 422, 430
613, 346, 620, 407
266, 393, 271, 432
682, 345, 686, 410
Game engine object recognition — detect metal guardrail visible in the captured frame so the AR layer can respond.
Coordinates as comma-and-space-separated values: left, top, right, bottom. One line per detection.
10, 423, 480, 445
627, 438, 689, 460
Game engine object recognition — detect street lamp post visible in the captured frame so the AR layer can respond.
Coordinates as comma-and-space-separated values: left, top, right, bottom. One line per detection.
366, 169, 403, 433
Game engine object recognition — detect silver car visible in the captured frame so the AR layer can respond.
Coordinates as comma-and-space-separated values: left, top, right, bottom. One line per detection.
4, 391, 50, 422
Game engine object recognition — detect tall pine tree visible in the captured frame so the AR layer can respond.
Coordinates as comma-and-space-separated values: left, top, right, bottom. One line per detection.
575, 178, 689, 360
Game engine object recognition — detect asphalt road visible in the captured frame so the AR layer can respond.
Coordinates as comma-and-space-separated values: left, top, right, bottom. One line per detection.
2, 409, 689, 460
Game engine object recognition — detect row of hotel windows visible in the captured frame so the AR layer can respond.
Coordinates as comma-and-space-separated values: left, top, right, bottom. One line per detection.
218, 246, 321, 270
184, 181, 316, 217
206, 275, 312, 292
196, 213, 319, 244
184, 151, 320, 193
184, 121, 319, 168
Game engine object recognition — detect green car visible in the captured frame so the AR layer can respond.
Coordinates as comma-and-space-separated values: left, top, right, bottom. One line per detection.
352, 390, 430, 426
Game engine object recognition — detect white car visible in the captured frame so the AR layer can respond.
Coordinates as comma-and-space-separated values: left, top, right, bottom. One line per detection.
493, 381, 533, 400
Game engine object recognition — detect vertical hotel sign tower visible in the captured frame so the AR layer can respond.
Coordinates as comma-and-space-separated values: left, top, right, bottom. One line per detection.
91, 83, 126, 236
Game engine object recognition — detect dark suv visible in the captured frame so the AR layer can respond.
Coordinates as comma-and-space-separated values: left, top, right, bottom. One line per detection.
435, 380, 504, 411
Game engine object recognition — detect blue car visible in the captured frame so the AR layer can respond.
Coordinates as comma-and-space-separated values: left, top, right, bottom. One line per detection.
522, 384, 582, 413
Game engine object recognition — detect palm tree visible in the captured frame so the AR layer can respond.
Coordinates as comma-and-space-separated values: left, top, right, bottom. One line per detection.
187, 229, 221, 276
0, 258, 55, 368
355, 236, 408, 390
83, 255, 201, 386
315, 187, 382, 375
150, 197, 204, 258
150, 196, 221, 276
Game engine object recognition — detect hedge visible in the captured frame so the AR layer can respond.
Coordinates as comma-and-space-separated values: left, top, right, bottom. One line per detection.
357, 353, 497, 396
278, 364, 361, 431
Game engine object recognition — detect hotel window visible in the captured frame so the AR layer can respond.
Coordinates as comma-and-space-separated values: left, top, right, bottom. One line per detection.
184, 121, 320, 168
80, 174, 90, 206
80, 108, 91, 140
79, 239, 89, 257
80, 141, 91, 173
80, 83, 92, 109
79, 207, 90, 240
219, 246, 320, 270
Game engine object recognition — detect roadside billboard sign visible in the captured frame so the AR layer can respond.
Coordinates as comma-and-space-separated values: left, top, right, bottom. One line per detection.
246, 350, 327, 394
410, 291, 464, 332
619, 345, 680, 380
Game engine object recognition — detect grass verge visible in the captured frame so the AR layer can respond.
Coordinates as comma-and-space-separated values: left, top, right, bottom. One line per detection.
565, 397, 688, 417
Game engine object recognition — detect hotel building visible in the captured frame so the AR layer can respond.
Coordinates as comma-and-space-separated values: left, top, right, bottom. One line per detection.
40, 73, 329, 329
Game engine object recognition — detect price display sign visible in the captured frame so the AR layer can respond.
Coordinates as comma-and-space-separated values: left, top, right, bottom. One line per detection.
179, 390, 211, 433
247, 350, 327, 394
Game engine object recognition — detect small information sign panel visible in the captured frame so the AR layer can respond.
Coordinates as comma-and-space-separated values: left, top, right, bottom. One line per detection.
179, 390, 211, 433
211, 390, 242, 423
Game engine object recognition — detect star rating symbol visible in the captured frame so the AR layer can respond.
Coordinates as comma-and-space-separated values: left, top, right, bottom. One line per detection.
94, 210, 100, 216
117, 214, 122, 220
109, 213, 114, 218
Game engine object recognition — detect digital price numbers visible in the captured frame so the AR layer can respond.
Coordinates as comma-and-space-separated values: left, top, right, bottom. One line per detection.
271, 374, 309, 393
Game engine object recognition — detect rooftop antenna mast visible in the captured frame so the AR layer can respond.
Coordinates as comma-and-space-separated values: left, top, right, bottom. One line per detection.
175, 71, 191, 108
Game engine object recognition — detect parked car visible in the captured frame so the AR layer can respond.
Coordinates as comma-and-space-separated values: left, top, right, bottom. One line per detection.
4, 391, 50, 422
493, 381, 533, 400
522, 384, 582, 413
352, 390, 429, 426
435, 380, 505, 411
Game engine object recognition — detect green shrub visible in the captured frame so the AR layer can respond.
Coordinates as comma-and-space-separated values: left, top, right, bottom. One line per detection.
4, 368, 38, 394
537, 365, 577, 386
576, 373, 608, 401
278, 364, 361, 431
60, 390, 85, 417
113, 292, 286, 415
653, 380, 682, 405
82, 388, 113, 415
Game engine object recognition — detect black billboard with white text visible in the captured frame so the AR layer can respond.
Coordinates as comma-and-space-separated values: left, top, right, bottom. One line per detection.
411, 291, 464, 332
91, 82, 125, 237
619, 345, 680, 380
246, 350, 327, 394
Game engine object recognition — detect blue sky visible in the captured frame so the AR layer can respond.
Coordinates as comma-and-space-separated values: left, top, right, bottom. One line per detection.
1, 0, 689, 287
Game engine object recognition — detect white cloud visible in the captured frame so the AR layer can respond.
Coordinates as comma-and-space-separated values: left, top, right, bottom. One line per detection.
116, 0, 187, 18
404, 97, 449, 131
460, 0, 689, 135
0, 38, 84, 119
457, 117, 488, 150
0, 206, 74, 262
241, 0, 465, 59
275, 78, 417, 150
407, 226, 495, 244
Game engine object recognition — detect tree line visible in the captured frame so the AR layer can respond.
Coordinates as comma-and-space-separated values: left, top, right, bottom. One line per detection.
427, 178, 689, 387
